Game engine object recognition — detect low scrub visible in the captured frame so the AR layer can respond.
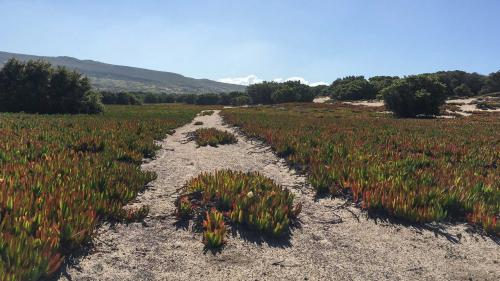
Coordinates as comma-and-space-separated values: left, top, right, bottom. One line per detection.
222, 104, 499, 234
190, 128, 237, 147
175, 170, 301, 246
0, 104, 201, 280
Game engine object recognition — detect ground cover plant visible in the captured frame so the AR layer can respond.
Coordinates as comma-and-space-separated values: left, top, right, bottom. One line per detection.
190, 128, 238, 147
0, 104, 202, 280
222, 103, 500, 234
175, 170, 302, 248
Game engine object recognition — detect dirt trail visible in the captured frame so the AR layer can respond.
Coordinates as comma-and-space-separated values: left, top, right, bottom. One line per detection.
59, 110, 499, 281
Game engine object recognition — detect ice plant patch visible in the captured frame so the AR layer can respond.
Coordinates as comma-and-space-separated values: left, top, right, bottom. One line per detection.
175, 170, 301, 248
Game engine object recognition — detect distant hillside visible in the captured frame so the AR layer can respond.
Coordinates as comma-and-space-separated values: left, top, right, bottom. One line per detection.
0, 51, 246, 94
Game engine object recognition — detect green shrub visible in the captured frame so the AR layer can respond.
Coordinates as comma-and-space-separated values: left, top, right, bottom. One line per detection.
329, 76, 376, 100
381, 75, 447, 117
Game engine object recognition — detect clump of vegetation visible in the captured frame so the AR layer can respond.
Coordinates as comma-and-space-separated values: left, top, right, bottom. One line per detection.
203, 209, 227, 248
175, 170, 301, 245
381, 75, 447, 117
479, 70, 500, 95
247, 80, 314, 104
222, 103, 499, 234
0, 104, 201, 280
190, 128, 237, 147
200, 110, 215, 116
194, 121, 204, 125
0, 58, 104, 114
100, 91, 142, 105
329, 76, 376, 100
118, 205, 150, 223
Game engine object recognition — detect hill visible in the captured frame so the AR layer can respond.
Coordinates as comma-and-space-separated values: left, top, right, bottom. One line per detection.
0, 51, 246, 94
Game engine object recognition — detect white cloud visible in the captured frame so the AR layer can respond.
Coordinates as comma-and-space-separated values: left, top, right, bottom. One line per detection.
217, 75, 262, 86
309, 81, 328, 87
218, 75, 328, 86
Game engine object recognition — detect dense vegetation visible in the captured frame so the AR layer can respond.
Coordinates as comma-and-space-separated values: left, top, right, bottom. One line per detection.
175, 170, 302, 248
247, 81, 314, 104
100, 91, 142, 105
222, 103, 499, 234
0, 104, 202, 280
325, 70, 500, 102
190, 128, 238, 147
381, 75, 447, 117
0, 59, 103, 114
329, 76, 376, 100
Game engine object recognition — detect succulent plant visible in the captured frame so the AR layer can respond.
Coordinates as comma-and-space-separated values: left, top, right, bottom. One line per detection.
0, 104, 202, 280
176, 170, 302, 248
189, 128, 238, 147
222, 104, 499, 234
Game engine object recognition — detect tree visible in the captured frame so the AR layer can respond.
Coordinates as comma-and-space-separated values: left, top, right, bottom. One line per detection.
381, 75, 447, 117
480, 71, 500, 94
433, 70, 485, 96
453, 84, 473, 97
329, 76, 376, 100
195, 93, 220, 105
368, 76, 400, 97
271, 81, 313, 103
0, 58, 103, 114
247, 82, 279, 104
309, 85, 329, 97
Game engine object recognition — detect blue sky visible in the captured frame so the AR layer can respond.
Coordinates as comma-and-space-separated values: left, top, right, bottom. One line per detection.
1, 0, 499, 85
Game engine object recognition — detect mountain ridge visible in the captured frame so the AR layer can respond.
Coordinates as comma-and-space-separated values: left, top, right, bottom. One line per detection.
0, 51, 246, 94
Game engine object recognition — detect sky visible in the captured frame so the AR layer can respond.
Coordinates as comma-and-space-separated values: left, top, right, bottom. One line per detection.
1, 0, 499, 86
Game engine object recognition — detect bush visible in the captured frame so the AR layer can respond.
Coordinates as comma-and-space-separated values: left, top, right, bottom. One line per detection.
329, 76, 376, 100
0, 58, 103, 114
381, 75, 447, 117
369, 76, 400, 98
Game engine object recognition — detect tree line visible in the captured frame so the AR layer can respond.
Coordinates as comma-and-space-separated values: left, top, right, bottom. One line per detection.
1, 57, 499, 118
0, 58, 103, 114
323, 70, 500, 101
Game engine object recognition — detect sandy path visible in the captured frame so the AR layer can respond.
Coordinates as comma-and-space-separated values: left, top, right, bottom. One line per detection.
59, 110, 499, 281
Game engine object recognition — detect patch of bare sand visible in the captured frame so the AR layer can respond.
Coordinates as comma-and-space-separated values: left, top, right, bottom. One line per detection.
343, 100, 384, 107
59, 110, 499, 281
313, 96, 331, 103
446, 97, 500, 114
